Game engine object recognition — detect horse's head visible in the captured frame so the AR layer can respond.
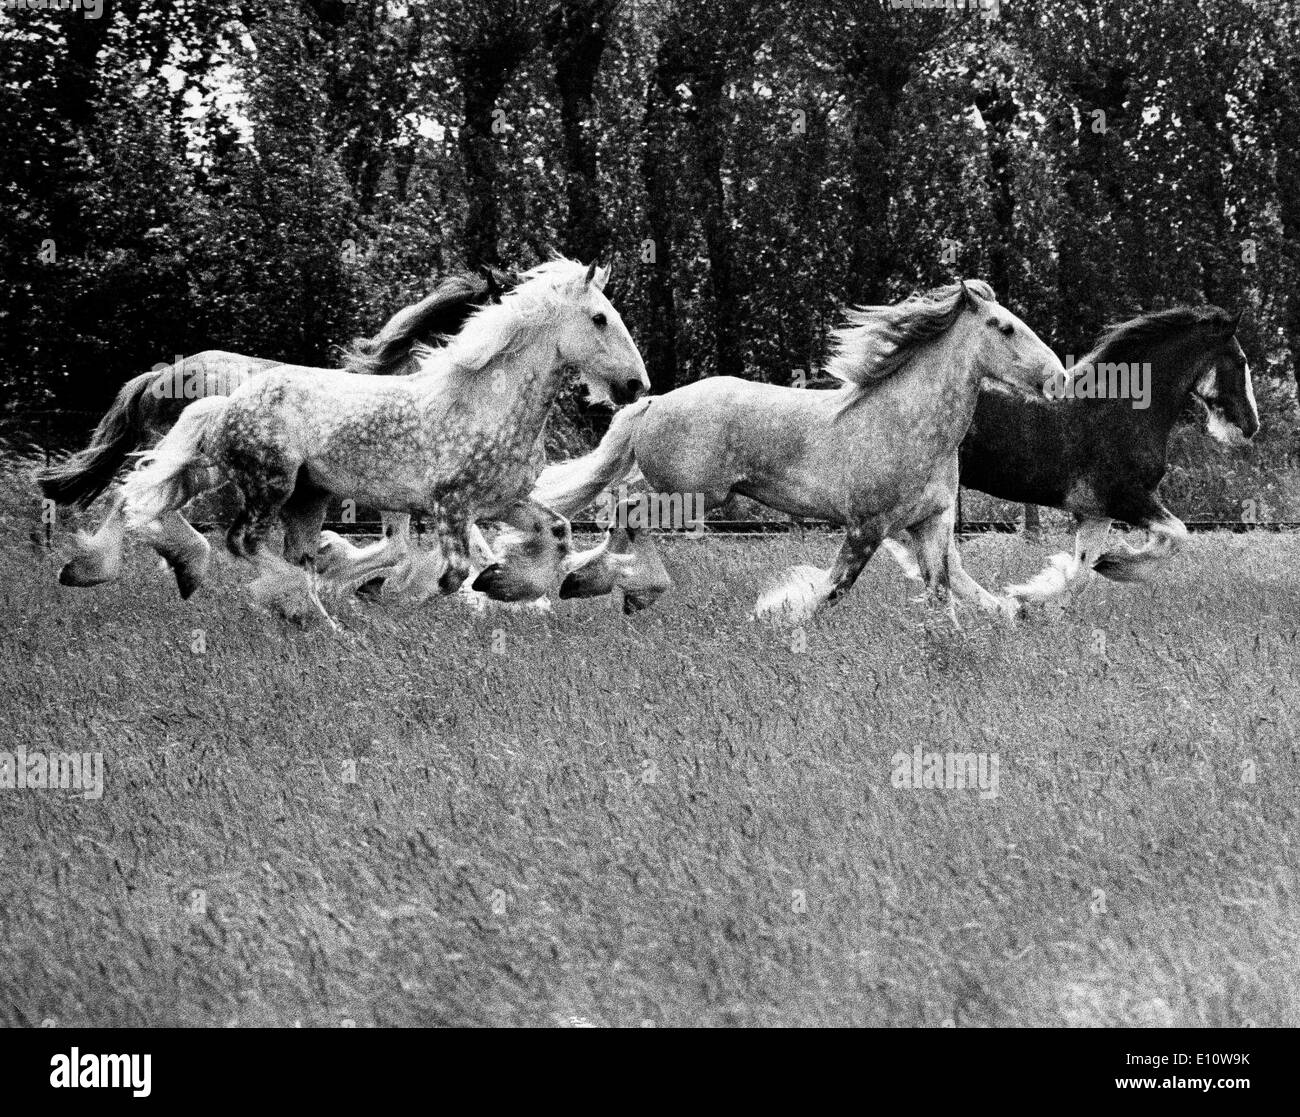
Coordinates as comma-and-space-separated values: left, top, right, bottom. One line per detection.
827, 279, 1062, 396
1192, 309, 1258, 444
955, 281, 1065, 392
550, 260, 649, 406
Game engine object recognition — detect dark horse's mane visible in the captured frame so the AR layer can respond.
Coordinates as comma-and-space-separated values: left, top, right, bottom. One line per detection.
344, 266, 520, 375
1079, 305, 1235, 369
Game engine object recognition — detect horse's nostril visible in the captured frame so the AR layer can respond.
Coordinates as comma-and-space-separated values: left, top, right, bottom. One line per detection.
626, 379, 646, 400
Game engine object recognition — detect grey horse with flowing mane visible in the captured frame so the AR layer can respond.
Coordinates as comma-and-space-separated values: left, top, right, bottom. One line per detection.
536, 279, 1063, 622
38, 267, 516, 596
119, 259, 648, 625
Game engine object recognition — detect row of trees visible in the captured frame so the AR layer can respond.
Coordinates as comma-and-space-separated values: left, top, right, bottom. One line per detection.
3, 0, 1300, 444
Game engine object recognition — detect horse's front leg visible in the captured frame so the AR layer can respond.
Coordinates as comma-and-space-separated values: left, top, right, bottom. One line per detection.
431, 505, 473, 595
1092, 507, 1184, 584
753, 519, 883, 624
497, 497, 572, 547
135, 464, 220, 599
316, 512, 410, 583
471, 498, 573, 602
558, 498, 673, 613
822, 522, 885, 606
944, 539, 1020, 621
1006, 515, 1115, 604
146, 511, 213, 600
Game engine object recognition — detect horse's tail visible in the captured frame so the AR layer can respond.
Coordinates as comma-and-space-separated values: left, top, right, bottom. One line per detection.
1093, 520, 1188, 583
36, 369, 159, 508
532, 397, 653, 518
121, 397, 228, 529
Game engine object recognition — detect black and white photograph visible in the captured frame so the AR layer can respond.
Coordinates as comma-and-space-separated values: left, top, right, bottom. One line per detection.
0, 0, 1295, 1079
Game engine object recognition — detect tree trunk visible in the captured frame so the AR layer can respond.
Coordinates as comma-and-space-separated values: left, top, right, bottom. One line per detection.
640, 45, 682, 394
451, 7, 536, 268
547, 0, 614, 262
457, 70, 506, 267
692, 61, 743, 380
839, 22, 915, 303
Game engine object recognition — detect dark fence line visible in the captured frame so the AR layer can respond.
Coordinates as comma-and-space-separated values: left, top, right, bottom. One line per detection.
10, 412, 1296, 539
171, 519, 1300, 537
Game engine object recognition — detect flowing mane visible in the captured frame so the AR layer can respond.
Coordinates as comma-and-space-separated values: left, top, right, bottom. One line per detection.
417, 257, 593, 380
345, 266, 518, 375
827, 279, 994, 388
1076, 305, 1235, 370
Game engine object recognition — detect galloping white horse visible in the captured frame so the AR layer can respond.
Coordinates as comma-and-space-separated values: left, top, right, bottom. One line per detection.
119, 259, 648, 623
41, 268, 516, 597
538, 280, 1064, 623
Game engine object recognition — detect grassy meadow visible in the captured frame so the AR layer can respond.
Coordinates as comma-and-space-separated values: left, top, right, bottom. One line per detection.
1, 512, 1298, 1027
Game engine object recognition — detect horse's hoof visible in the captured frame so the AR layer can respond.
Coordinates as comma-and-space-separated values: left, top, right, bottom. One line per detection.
471, 564, 520, 602
173, 564, 203, 600
622, 590, 661, 614
439, 564, 469, 595
58, 562, 108, 588
995, 595, 1025, 623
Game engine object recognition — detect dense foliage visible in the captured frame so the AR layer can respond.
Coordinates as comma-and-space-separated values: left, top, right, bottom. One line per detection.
2, 0, 1299, 458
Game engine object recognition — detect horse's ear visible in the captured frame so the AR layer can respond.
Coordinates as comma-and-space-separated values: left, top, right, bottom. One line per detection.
960, 280, 978, 310
1229, 308, 1244, 334
595, 264, 610, 292
481, 266, 502, 302
584, 261, 599, 287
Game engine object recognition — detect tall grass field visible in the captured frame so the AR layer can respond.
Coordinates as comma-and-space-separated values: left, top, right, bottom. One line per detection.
1, 510, 1297, 1026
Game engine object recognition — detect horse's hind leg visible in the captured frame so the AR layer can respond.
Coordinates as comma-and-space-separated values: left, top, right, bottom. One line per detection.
754, 520, 882, 623
359, 513, 416, 597
225, 463, 295, 559
279, 482, 341, 629
315, 513, 412, 595
1006, 515, 1115, 604
59, 490, 128, 587
281, 482, 331, 567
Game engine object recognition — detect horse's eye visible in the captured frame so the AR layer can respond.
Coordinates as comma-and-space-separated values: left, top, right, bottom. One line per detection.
1001, 323, 1014, 336
592, 312, 607, 328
